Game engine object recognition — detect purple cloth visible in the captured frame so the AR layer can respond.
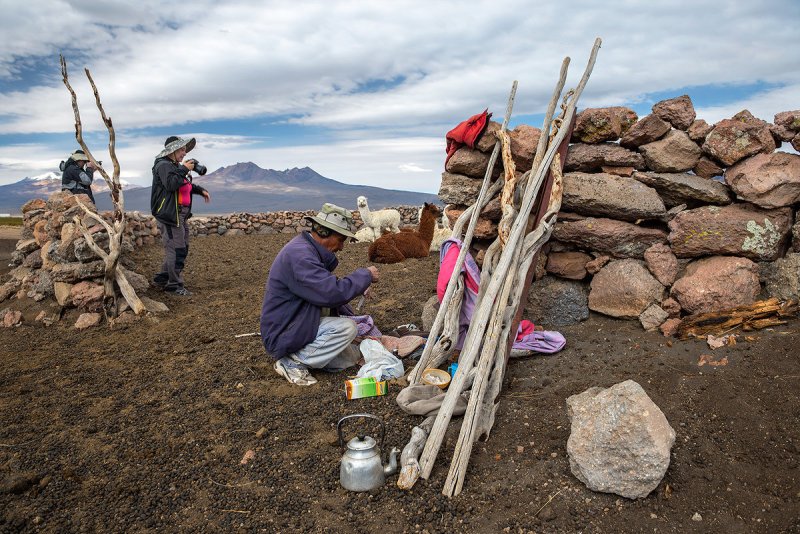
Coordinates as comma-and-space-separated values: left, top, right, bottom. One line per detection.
439, 238, 481, 350
513, 327, 566, 353
349, 314, 382, 338
260, 232, 373, 360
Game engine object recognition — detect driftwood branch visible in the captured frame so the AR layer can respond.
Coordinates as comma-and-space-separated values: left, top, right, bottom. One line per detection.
60, 55, 144, 319
677, 298, 799, 339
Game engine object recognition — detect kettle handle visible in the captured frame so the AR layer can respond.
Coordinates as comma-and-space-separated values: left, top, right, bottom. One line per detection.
337, 413, 385, 449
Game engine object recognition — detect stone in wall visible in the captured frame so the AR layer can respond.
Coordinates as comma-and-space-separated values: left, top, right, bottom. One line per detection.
526, 277, 589, 326
588, 259, 664, 318
571, 107, 638, 144
444, 206, 497, 239
693, 157, 724, 179
553, 216, 668, 259
761, 253, 800, 300
702, 114, 776, 166
652, 95, 696, 130
772, 110, 800, 142
687, 119, 712, 143
476, 121, 502, 152
643, 243, 679, 287
668, 204, 792, 261
639, 130, 702, 173
670, 256, 760, 314
619, 114, 671, 148
562, 172, 666, 222
632, 171, 732, 208
565, 143, 646, 173
445, 147, 497, 179
724, 152, 800, 208
438, 172, 483, 205
509, 125, 541, 172
545, 251, 591, 280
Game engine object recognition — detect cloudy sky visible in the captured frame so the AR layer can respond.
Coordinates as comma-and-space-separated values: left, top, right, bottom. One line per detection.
0, 0, 798, 190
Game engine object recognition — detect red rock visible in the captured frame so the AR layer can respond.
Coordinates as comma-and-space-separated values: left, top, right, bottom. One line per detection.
21, 198, 46, 213
572, 107, 638, 144
70, 281, 105, 312
639, 130, 702, 173
659, 318, 681, 337
693, 157, 724, 179
652, 95, 696, 130
670, 256, 760, 314
620, 114, 671, 148
687, 119, 712, 142
702, 116, 776, 166
509, 125, 541, 172
545, 252, 591, 280
643, 244, 679, 286
589, 259, 664, 318
75, 312, 102, 330
725, 152, 800, 208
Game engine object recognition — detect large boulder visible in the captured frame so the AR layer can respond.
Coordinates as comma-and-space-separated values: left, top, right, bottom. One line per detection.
526, 277, 589, 326
632, 171, 732, 208
620, 114, 671, 148
589, 259, 664, 318
562, 172, 666, 221
668, 204, 792, 261
761, 253, 800, 300
567, 380, 675, 499
725, 152, 800, 208
565, 143, 646, 172
553, 217, 668, 259
652, 95, 696, 130
670, 256, 760, 314
702, 115, 776, 166
639, 130, 702, 172
571, 107, 638, 144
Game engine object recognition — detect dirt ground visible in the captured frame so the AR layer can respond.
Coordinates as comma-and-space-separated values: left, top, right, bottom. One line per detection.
1, 232, 798, 533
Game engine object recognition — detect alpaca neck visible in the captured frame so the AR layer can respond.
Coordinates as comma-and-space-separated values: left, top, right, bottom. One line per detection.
359, 204, 372, 224
418, 209, 437, 243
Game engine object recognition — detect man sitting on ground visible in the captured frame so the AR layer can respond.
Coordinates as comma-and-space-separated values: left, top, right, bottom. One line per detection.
260, 203, 379, 386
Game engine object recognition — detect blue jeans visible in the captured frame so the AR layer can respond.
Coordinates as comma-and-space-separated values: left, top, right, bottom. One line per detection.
280, 317, 360, 372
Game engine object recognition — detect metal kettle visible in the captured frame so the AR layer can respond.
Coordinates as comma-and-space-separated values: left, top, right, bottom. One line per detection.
338, 413, 400, 492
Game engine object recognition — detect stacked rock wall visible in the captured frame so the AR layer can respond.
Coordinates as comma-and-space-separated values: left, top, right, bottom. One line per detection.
438, 96, 800, 333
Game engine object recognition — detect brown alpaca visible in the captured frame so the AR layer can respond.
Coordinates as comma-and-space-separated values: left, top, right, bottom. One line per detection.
368, 203, 442, 264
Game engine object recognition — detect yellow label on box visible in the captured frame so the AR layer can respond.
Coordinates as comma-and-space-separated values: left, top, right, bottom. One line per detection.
345, 377, 387, 399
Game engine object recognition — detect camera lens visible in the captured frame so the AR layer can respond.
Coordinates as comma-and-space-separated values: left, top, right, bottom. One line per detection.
194, 163, 207, 176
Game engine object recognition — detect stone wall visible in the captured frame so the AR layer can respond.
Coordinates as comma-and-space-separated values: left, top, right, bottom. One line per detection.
438, 96, 800, 334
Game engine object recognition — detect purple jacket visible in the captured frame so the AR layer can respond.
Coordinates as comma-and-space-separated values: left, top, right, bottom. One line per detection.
260, 232, 373, 359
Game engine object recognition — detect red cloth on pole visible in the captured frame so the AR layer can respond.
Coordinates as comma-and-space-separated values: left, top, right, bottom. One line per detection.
445, 109, 492, 164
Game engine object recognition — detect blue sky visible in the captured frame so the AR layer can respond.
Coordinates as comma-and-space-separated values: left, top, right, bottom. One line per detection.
0, 0, 798, 191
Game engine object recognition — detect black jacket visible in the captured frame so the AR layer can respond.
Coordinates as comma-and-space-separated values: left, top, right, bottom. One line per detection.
61, 159, 95, 201
150, 157, 207, 227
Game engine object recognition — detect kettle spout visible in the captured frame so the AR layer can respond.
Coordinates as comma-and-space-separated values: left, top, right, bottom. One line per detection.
384, 447, 400, 477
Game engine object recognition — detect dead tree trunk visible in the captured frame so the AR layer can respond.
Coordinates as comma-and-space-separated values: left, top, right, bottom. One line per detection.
60, 55, 145, 319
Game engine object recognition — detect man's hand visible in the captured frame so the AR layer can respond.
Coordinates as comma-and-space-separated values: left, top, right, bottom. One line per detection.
182, 159, 196, 171
367, 266, 379, 282
202, 190, 211, 203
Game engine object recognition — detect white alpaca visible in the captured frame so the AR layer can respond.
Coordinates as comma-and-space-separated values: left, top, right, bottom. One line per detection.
354, 226, 377, 242
356, 196, 401, 236
429, 212, 452, 252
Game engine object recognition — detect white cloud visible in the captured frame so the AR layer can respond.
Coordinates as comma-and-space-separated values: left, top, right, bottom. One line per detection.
398, 163, 431, 173
1, 0, 799, 187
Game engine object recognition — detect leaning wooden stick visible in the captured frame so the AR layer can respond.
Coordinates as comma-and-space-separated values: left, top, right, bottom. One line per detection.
417, 38, 602, 486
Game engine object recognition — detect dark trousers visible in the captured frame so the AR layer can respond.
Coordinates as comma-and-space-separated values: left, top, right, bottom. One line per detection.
155, 206, 190, 290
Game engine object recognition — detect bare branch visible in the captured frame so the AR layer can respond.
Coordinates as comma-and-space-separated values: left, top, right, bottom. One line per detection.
72, 216, 110, 263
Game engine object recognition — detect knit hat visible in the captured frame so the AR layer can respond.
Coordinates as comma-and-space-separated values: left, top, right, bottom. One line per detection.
304, 203, 357, 238
157, 136, 196, 158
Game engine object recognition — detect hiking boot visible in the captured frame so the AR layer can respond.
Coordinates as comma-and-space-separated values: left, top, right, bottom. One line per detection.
152, 273, 168, 288
274, 359, 317, 386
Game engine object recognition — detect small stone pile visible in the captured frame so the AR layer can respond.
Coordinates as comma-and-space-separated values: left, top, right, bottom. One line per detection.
438, 96, 800, 333
0, 192, 153, 328
186, 206, 421, 237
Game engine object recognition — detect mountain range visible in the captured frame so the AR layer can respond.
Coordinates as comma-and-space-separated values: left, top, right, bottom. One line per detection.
0, 163, 440, 215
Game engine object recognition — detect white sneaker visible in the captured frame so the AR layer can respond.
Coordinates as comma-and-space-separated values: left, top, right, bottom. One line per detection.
274, 360, 317, 386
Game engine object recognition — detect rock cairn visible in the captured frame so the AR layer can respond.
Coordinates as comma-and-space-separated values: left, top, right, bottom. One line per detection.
1, 192, 153, 328
438, 96, 800, 333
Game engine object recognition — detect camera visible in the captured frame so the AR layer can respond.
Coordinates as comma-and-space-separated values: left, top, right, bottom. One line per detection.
187, 159, 207, 176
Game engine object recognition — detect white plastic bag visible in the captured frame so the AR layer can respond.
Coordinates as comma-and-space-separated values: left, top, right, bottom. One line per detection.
356, 339, 404, 381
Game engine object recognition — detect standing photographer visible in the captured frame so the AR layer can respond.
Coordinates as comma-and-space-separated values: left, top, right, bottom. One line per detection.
150, 136, 211, 296
60, 149, 98, 204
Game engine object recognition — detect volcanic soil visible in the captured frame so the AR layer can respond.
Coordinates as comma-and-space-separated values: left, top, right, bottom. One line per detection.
1, 232, 798, 533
